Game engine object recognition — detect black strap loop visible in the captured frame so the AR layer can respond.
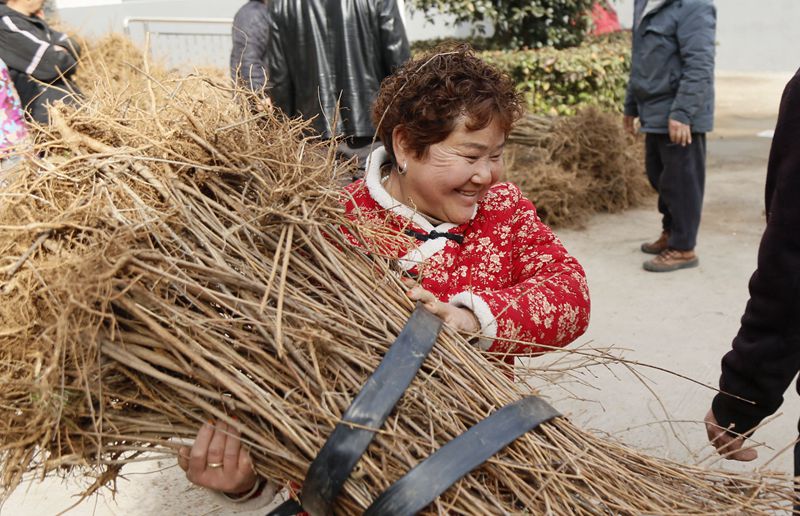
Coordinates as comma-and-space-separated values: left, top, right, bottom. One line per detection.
297, 304, 443, 516
364, 396, 560, 516
266, 307, 559, 516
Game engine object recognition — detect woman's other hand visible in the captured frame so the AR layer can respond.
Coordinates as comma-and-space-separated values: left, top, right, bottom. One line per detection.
403, 278, 480, 333
178, 420, 258, 495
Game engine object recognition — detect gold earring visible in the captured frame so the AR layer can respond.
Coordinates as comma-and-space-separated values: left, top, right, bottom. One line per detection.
398, 160, 408, 176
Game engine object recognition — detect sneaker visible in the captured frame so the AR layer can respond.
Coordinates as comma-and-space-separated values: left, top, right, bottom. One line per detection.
643, 248, 699, 272
641, 231, 670, 254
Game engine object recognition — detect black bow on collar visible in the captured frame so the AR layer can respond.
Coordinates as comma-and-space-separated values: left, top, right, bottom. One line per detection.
405, 229, 464, 244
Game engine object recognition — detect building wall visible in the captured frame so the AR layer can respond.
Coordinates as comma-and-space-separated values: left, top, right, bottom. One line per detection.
613, 0, 799, 73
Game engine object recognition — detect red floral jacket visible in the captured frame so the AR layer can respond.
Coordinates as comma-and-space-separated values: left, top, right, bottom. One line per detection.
341, 147, 590, 361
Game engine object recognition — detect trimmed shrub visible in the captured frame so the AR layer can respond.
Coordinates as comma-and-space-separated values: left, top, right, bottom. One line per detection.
410, 0, 597, 49
412, 33, 631, 116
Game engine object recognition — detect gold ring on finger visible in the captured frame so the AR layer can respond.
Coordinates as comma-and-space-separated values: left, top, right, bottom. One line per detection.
206, 462, 223, 469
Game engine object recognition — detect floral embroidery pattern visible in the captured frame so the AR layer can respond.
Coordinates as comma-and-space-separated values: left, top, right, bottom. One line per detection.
342, 180, 591, 364
0, 60, 28, 158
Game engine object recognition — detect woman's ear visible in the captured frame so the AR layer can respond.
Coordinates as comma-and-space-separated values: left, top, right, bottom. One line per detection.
392, 125, 409, 164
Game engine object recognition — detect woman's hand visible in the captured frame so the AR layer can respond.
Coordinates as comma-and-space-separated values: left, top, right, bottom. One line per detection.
178, 420, 258, 495
402, 278, 480, 333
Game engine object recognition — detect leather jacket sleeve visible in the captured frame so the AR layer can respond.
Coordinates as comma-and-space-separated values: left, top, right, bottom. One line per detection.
377, 0, 410, 77
266, 10, 293, 116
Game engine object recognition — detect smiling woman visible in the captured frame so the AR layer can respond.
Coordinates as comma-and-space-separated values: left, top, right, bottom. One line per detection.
341, 44, 591, 361
177, 45, 592, 508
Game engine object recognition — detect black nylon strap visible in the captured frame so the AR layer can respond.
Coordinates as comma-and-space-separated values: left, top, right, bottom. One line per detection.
298, 304, 443, 516
363, 396, 560, 516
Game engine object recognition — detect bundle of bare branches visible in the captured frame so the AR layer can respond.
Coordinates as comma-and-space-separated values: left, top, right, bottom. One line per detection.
70, 33, 148, 94
507, 109, 651, 227
0, 62, 794, 515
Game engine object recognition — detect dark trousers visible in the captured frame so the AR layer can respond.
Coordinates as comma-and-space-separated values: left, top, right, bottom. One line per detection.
644, 133, 706, 251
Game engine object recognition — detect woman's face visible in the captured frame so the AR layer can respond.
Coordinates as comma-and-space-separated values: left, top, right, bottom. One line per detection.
392, 116, 506, 225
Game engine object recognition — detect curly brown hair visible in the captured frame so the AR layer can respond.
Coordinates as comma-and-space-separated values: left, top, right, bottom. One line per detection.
372, 44, 523, 165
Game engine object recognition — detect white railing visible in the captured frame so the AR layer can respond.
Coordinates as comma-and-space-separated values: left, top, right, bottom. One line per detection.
122, 16, 233, 71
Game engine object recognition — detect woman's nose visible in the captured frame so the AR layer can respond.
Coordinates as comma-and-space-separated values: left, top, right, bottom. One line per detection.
471, 159, 494, 184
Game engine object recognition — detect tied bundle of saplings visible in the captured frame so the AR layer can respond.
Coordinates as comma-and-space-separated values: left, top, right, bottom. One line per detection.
506, 108, 651, 227
0, 67, 794, 514
70, 33, 148, 94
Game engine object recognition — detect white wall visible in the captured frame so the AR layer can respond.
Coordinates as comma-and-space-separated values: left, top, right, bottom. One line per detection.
402, 5, 492, 41
55, 0, 479, 42
611, 0, 799, 73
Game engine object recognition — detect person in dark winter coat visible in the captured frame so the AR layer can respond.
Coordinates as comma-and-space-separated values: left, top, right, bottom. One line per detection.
230, 0, 271, 92
0, 0, 81, 124
624, 0, 716, 272
266, 0, 410, 173
705, 69, 800, 475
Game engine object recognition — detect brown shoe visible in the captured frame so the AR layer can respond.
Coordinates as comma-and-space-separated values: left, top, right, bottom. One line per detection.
643, 248, 699, 272
641, 231, 670, 254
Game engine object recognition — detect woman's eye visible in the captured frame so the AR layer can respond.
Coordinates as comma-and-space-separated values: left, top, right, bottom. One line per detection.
490, 154, 502, 161
464, 156, 480, 163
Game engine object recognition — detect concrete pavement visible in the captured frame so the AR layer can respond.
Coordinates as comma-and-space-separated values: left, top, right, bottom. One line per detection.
536, 71, 796, 476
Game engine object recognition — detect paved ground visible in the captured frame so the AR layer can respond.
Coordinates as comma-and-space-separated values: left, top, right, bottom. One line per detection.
3, 71, 796, 515
537, 72, 796, 476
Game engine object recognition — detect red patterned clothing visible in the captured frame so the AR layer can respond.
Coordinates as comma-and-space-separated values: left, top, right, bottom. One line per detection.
341, 147, 590, 361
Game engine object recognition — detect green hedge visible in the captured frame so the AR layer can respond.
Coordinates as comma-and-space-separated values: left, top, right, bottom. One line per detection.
412, 33, 631, 116
410, 0, 596, 50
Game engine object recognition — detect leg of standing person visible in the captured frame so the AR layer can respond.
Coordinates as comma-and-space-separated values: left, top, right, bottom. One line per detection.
642, 133, 672, 254
662, 133, 706, 250
643, 133, 705, 272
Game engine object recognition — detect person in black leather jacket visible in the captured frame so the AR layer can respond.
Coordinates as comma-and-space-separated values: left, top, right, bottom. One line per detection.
0, 0, 81, 124
266, 0, 410, 172
230, 0, 271, 92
